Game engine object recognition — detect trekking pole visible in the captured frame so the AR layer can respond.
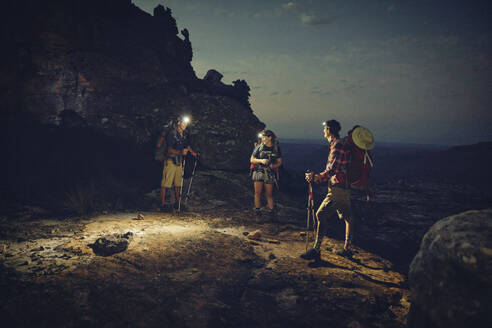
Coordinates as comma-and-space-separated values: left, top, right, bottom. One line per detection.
310, 181, 316, 237
177, 156, 186, 214
184, 155, 198, 204
305, 170, 314, 252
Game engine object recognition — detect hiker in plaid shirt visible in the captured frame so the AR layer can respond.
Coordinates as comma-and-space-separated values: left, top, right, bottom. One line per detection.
301, 119, 354, 263
317, 133, 350, 185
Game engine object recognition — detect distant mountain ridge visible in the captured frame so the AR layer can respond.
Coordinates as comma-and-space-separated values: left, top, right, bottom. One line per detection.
281, 141, 492, 190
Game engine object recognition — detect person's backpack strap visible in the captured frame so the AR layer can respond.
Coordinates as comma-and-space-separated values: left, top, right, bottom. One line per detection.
364, 149, 374, 167
249, 141, 263, 173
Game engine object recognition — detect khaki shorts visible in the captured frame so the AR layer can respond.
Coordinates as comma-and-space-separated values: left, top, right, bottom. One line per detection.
161, 159, 183, 188
316, 186, 353, 222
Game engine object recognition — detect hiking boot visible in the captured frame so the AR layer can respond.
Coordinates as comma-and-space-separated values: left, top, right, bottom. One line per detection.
269, 211, 278, 224
344, 238, 352, 251
300, 248, 321, 261
333, 246, 352, 256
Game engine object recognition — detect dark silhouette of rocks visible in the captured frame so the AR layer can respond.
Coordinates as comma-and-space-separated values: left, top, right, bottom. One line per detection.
232, 79, 252, 107
153, 4, 178, 36
204, 69, 224, 84
0, 0, 264, 204
408, 209, 492, 328
181, 28, 193, 63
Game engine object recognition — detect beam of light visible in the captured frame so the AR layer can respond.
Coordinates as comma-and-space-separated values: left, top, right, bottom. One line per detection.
182, 116, 190, 124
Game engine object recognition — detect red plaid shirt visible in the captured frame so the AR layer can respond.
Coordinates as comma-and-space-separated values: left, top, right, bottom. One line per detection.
318, 138, 350, 185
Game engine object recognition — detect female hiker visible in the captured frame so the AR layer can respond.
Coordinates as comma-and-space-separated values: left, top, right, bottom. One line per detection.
250, 130, 282, 217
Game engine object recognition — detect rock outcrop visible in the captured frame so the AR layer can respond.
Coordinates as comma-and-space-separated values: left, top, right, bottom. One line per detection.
408, 209, 492, 328
0, 0, 263, 172
89, 232, 134, 256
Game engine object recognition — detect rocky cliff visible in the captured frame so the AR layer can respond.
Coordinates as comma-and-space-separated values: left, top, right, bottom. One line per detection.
0, 0, 265, 204
0, 0, 263, 172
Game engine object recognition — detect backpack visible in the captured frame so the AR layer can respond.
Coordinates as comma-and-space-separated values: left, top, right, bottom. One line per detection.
154, 121, 173, 161
343, 127, 374, 191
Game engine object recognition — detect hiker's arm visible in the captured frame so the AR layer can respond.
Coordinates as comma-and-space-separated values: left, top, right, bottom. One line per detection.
250, 155, 268, 165
269, 157, 282, 169
167, 147, 182, 155
317, 142, 345, 183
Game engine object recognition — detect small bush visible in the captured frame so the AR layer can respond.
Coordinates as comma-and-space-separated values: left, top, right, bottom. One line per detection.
63, 177, 141, 216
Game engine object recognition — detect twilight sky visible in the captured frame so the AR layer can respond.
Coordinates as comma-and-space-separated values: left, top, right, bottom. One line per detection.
133, 0, 492, 145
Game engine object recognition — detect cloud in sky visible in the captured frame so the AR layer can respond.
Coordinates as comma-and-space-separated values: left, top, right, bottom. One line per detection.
214, 7, 236, 18
133, 0, 492, 144
253, 6, 286, 19
252, 1, 338, 27
282, 2, 298, 10
300, 13, 337, 26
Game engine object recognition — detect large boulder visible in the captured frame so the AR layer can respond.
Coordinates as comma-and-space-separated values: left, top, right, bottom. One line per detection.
408, 209, 492, 328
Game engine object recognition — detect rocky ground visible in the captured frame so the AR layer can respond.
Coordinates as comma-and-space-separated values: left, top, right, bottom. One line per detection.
1, 170, 490, 327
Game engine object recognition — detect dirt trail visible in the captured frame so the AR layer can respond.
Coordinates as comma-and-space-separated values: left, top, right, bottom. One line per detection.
0, 210, 409, 327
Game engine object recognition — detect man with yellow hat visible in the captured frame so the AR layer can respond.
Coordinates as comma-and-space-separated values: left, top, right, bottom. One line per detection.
301, 119, 354, 262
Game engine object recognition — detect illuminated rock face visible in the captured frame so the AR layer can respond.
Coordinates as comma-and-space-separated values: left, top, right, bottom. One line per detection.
408, 209, 492, 328
0, 0, 264, 171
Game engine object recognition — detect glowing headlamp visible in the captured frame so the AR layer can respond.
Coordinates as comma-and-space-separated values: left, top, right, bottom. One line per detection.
322, 121, 326, 126
182, 116, 190, 124
258, 133, 263, 138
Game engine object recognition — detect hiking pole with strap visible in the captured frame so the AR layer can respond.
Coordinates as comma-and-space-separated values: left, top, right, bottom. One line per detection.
305, 170, 315, 252
177, 156, 186, 214
184, 155, 198, 204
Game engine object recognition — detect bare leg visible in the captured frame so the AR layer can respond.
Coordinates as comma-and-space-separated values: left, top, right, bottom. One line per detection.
344, 217, 354, 249
174, 187, 181, 205
313, 211, 327, 249
345, 219, 353, 237
254, 181, 264, 208
160, 187, 167, 206
264, 183, 274, 210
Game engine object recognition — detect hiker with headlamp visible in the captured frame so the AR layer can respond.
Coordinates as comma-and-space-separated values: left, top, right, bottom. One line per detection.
250, 130, 282, 218
160, 115, 197, 212
300, 119, 353, 262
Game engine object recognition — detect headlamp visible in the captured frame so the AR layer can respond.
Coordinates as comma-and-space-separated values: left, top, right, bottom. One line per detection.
258, 133, 263, 138
322, 121, 326, 126
182, 116, 190, 124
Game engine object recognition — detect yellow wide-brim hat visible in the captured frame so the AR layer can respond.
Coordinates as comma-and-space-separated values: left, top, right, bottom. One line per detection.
352, 126, 375, 150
